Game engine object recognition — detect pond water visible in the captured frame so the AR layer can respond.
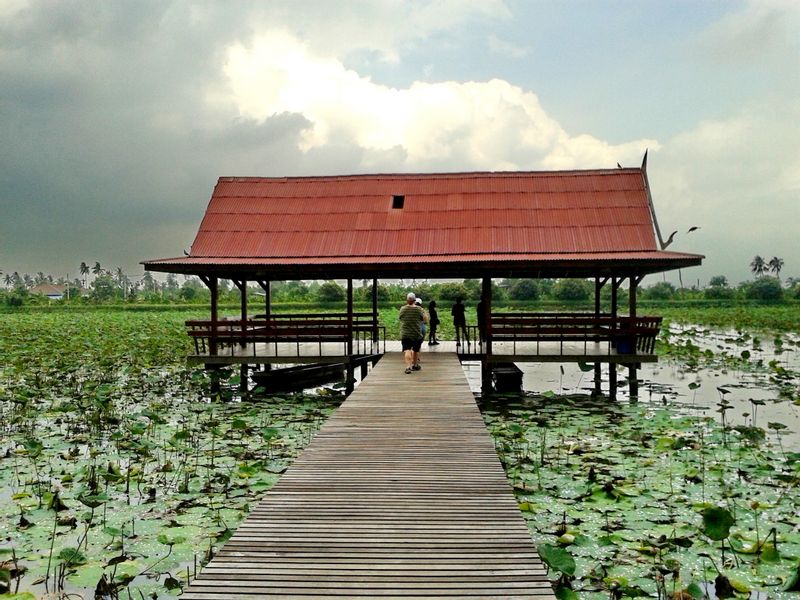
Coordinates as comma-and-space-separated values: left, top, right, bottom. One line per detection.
463, 325, 800, 451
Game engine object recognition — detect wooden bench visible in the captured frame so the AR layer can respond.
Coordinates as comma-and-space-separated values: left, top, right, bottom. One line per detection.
186, 314, 384, 356
488, 312, 662, 355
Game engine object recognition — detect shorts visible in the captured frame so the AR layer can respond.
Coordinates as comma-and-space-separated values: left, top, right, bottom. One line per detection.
401, 337, 423, 352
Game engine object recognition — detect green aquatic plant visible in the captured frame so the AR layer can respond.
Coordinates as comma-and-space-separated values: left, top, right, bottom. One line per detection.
0, 310, 345, 598
481, 391, 800, 598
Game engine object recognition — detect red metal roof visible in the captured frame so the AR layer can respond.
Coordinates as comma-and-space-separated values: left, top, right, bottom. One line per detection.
144, 169, 704, 276
191, 170, 656, 257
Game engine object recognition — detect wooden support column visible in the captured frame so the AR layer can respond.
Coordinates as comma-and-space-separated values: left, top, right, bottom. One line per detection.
200, 275, 219, 357
481, 276, 492, 356
628, 275, 644, 401
233, 279, 247, 347
593, 277, 607, 395
232, 279, 248, 388
346, 279, 354, 357
257, 280, 271, 319
255, 280, 271, 372
371, 278, 378, 344
609, 277, 622, 400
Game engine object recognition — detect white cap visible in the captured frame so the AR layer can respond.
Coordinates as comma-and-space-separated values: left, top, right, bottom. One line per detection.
414, 298, 422, 305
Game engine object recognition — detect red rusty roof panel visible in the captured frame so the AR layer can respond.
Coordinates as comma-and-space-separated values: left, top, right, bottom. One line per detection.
148, 169, 703, 269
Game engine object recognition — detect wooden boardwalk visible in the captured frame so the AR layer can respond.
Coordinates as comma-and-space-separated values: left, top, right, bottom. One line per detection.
183, 352, 554, 599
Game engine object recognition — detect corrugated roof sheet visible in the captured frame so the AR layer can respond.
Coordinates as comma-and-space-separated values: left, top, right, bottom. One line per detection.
187, 169, 661, 259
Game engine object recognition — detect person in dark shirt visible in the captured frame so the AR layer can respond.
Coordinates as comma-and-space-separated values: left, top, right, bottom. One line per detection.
451, 297, 468, 346
428, 300, 440, 345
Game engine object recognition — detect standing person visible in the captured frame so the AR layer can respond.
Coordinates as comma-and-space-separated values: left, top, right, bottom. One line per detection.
476, 296, 486, 344
415, 297, 430, 363
451, 297, 469, 346
427, 300, 440, 345
399, 292, 424, 374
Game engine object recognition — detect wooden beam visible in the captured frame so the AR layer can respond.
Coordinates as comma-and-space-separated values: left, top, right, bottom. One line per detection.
371, 278, 378, 343
257, 280, 271, 319
481, 276, 492, 356
346, 278, 353, 357
234, 279, 247, 345
203, 276, 218, 356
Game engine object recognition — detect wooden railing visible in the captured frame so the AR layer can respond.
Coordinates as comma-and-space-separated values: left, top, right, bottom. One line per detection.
481, 312, 662, 355
186, 312, 385, 357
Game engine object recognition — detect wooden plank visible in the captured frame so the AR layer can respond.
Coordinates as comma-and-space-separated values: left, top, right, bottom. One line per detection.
182, 352, 554, 599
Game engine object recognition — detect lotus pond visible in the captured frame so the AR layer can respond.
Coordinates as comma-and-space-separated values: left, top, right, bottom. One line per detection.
0, 311, 346, 598
473, 323, 800, 599
1, 309, 799, 599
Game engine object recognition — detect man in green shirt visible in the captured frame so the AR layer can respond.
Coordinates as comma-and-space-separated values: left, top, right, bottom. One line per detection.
399, 292, 425, 374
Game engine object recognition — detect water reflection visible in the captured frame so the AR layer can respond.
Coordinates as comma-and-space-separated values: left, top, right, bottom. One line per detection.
463, 325, 800, 450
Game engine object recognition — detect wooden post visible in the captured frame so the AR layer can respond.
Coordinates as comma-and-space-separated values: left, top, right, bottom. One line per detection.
593, 277, 605, 395
594, 277, 602, 318
346, 278, 354, 357
481, 276, 492, 357
609, 277, 621, 400
257, 280, 271, 372
234, 280, 247, 348
371, 278, 378, 345
609, 361, 617, 401
593, 363, 602, 396
628, 275, 642, 400
200, 275, 219, 357
258, 280, 271, 319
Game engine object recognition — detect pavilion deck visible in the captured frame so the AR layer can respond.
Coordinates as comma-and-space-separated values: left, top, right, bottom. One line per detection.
187, 312, 661, 366
182, 352, 554, 599
190, 339, 658, 365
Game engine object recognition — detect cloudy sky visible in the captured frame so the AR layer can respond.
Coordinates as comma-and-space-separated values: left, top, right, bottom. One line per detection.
1, 0, 798, 286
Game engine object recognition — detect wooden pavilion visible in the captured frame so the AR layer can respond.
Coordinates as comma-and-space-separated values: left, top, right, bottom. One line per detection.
143, 158, 702, 398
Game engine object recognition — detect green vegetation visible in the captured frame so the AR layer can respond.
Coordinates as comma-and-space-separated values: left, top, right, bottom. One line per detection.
0, 311, 345, 598
483, 391, 800, 599
1, 299, 799, 598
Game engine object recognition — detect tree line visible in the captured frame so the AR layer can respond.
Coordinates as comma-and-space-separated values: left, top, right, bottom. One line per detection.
2, 263, 799, 307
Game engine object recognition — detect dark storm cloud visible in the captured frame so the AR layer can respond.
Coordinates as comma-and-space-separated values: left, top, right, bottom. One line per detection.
0, 1, 336, 277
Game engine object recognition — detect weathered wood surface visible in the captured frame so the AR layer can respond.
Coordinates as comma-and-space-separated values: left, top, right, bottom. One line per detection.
182, 352, 554, 599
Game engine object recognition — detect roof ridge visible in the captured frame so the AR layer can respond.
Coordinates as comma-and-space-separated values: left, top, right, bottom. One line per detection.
217, 168, 642, 183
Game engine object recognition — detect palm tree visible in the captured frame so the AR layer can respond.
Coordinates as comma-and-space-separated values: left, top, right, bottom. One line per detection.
768, 256, 784, 280
115, 267, 128, 299
92, 261, 103, 278
79, 262, 90, 287
4, 273, 12, 287
750, 255, 767, 278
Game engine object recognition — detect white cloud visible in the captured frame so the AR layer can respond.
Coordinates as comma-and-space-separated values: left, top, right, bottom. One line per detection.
223, 31, 657, 171
698, 0, 800, 64
649, 99, 800, 283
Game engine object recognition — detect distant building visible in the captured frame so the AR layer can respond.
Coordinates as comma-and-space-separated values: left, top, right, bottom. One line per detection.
29, 283, 68, 300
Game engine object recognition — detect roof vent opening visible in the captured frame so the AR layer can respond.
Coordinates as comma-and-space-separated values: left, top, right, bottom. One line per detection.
391, 194, 405, 209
